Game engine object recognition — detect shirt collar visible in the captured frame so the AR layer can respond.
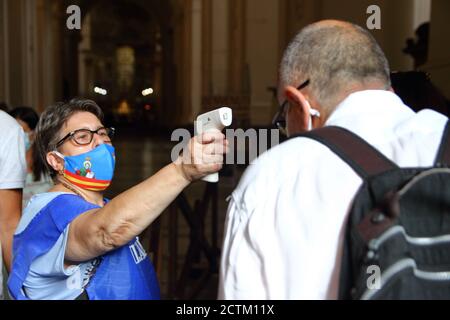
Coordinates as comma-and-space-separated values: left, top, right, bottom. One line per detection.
325, 90, 415, 131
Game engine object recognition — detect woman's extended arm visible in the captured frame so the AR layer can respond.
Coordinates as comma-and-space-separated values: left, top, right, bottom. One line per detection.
65, 131, 227, 262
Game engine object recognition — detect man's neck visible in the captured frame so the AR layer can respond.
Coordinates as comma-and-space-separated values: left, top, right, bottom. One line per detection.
318, 81, 389, 127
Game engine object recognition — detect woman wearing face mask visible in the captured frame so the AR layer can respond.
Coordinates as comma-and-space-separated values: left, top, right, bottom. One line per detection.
9, 107, 53, 208
8, 99, 228, 300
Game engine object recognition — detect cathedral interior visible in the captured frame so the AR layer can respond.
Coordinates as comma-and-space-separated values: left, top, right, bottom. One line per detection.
1, 0, 449, 299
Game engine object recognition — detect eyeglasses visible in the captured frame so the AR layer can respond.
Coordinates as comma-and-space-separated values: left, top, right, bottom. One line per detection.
55, 127, 115, 148
272, 79, 310, 134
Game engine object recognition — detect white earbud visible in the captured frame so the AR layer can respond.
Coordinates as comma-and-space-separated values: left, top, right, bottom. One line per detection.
305, 100, 321, 131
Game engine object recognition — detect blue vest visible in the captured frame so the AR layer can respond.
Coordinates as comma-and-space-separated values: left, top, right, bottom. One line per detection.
8, 194, 160, 300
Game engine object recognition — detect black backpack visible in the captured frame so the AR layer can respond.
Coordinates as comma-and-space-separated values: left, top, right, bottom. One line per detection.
296, 121, 450, 300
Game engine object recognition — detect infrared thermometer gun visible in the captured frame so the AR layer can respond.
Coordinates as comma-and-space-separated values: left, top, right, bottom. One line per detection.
195, 107, 232, 183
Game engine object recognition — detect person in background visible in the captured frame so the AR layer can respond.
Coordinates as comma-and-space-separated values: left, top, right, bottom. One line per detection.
0, 109, 27, 299
9, 107, 53, 208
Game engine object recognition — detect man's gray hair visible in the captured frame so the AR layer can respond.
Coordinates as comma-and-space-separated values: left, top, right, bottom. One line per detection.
279, 20, 391, 113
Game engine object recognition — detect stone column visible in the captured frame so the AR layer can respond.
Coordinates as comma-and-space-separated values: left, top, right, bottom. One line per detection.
0, 0, 8, 103
202, 0, 212, 96
31, 0, 64, 111
160, 5, 176, 128
62, 26, 81, 99
211, 0, 228, 96
413, 0, 431, 30
174, 0, 192, 126
246, 0, 280, 126
78, 13, 92, 97
227, 0, 246, 95
6, 0, 25, 107
44, 0, 64, 108
190, 0, 202, 119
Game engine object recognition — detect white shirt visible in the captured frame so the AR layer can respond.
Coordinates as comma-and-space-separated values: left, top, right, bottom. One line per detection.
0, 111, 26, 189
218, 90, 448, 300
0, 110, 27, 299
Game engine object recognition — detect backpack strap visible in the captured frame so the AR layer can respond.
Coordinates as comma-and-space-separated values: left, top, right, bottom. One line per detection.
290, 126, 398, 179
434, 121, 450, 166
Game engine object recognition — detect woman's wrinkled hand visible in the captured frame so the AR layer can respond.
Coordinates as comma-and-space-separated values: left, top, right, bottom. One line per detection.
174, 129, 229, 182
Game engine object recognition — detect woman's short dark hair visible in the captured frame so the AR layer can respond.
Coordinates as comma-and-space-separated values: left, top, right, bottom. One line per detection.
34, 98, 104, 179
9, 106, 39, 130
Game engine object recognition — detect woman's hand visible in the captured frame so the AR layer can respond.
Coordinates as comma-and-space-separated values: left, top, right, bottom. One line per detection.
175, 129, 229, 182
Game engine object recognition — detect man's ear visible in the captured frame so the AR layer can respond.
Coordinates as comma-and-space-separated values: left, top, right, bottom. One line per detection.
46, 152, 64, 174
284, 86, 311, 134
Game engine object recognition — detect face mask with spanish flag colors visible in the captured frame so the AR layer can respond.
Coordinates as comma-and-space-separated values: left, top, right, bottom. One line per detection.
53, 144, 116, 191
